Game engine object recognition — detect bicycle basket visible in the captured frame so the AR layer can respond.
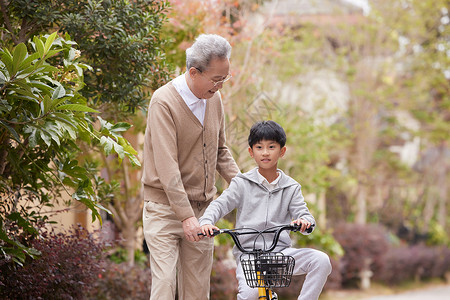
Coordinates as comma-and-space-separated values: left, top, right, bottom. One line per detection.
240, 252, 295, 288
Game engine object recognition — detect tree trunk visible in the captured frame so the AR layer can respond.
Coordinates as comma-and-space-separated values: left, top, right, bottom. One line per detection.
355, 183, 367, 224
318, 191, 327, 228
122, 219, 136, 266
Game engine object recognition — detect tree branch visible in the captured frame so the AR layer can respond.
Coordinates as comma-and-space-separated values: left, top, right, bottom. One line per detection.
0, 0, 18, 44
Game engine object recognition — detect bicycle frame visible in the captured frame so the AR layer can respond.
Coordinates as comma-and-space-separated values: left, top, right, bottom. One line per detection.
204, 224, 314, 300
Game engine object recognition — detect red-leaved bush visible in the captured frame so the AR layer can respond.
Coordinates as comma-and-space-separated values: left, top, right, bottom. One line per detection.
333, 222, 389, 287
86, 261, 152, 300
374, 244, 450, 285
209, 243, 238, 299
0, 225, 104, 299
1, 222, 448, 300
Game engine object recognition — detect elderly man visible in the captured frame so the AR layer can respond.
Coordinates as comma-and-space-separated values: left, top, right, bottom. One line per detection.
142, 34, 239, 300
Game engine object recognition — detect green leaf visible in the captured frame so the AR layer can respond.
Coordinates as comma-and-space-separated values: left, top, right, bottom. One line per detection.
52, 85, 66, 100
42, 95, 52, 114
35, 65, 59, 74
1, 49, 14, 76
29, 80, 53, 94
113, 142, 125, 159
0, 229, 14, 246
40, 130, 51, 147
49, 112, 77, 129
44, 32, 58, 54
62, 160, 89, 181
111, 122, 132, 132
12, 43, 27, 75
0, 120, 21, 142
68, 48, 77, 61
19, 52, 40, 70
100, 136, 113, 155
15, 65, 36, 79
7, 248, 26, 265
0, 70, 8, 83
56, 104, 99, 113
59, 121, 77, 139
127, 153, 141, 167
7, 212, 39, 235
27, 127, 38, 147
12, 80, 39, 101
74, 64, 83, 76
33, 36, 45, 57
44, 123, 61, 146
46, 49, 63, 58
123, 143, 138, 156
50, 96, 70, 109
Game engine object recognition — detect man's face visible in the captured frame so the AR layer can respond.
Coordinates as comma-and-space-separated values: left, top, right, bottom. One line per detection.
189, 57, 230, 99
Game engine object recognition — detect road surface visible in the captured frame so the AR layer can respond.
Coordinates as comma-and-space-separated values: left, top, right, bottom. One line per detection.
364, 285, 450, 300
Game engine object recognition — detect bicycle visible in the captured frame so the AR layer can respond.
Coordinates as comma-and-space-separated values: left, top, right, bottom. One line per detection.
200, 224, 314, 300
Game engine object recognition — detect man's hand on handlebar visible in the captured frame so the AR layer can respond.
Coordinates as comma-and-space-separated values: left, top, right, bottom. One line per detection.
182, 216, 202, 242
291, 218, 313, 233
200, 224, 220, 237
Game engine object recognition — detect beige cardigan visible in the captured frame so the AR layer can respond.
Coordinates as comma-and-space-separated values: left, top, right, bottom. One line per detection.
142, 81, 239, 221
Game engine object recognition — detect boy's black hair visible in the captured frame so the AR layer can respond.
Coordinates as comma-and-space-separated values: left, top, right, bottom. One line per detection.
248, 120, 287, 148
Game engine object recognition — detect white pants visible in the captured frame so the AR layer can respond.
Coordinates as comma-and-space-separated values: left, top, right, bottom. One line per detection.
235, 248, 331, 300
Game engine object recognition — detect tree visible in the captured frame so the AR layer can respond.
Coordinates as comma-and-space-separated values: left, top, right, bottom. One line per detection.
1, 0, 171, 111
1, 0, 172, 265
0, 32, 139, 266
56, 0, 171, 265
380, 0, 450, 232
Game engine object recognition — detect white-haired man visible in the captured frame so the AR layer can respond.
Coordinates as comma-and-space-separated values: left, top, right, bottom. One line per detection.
142, 34, 239, 300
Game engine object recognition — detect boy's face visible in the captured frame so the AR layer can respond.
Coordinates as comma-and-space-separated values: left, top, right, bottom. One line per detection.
248, 139, 286, 171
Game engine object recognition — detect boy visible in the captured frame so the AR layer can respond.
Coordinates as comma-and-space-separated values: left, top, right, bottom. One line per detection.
199, 120, 331, 300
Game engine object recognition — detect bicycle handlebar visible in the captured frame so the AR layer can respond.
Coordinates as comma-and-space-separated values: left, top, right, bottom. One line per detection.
199, 224, 314, 254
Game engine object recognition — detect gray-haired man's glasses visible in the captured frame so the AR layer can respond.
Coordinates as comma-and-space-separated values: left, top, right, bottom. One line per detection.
196, 68, 232, 87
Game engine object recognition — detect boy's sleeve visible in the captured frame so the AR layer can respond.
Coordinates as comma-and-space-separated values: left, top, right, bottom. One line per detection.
290, 184, 316, 234
199, 177, 242, 226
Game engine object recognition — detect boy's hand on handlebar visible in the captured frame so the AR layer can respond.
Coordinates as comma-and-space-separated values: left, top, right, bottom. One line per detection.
291, 218, 312, 233
200, 224, 219, 237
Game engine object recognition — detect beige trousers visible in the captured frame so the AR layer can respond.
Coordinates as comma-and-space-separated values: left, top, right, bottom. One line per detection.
143, 200, 214, 300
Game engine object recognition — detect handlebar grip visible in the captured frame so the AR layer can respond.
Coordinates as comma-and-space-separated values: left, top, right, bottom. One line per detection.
291, 223, 315, 233
197, 229, 221, 237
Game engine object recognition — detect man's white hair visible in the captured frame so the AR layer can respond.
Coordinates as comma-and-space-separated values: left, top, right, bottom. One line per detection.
186, 34, 231, 71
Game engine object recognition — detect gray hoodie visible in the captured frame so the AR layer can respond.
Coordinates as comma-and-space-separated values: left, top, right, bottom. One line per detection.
199, 167, 315, 255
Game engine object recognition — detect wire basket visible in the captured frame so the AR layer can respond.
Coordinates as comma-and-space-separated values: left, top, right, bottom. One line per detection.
240, 252, 295, 288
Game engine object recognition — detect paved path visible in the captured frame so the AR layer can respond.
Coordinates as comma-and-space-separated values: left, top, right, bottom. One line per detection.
364, 285, 450, 300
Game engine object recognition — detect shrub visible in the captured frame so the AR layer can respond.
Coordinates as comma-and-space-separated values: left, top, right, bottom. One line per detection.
333, 222, 389, 287
375, 244, 450, 285
210, 243, 238, 299
88, 242, 239, 300
87, 261, 152, 300
0, 225, 104, 299
210, 258, 238, 299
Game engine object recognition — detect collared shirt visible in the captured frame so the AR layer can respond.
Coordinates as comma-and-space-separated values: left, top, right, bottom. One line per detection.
256, 169, 281, 192
172, 73, 206, 125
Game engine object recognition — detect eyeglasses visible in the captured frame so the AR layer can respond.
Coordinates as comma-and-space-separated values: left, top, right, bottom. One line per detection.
195, 68, 232, 87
